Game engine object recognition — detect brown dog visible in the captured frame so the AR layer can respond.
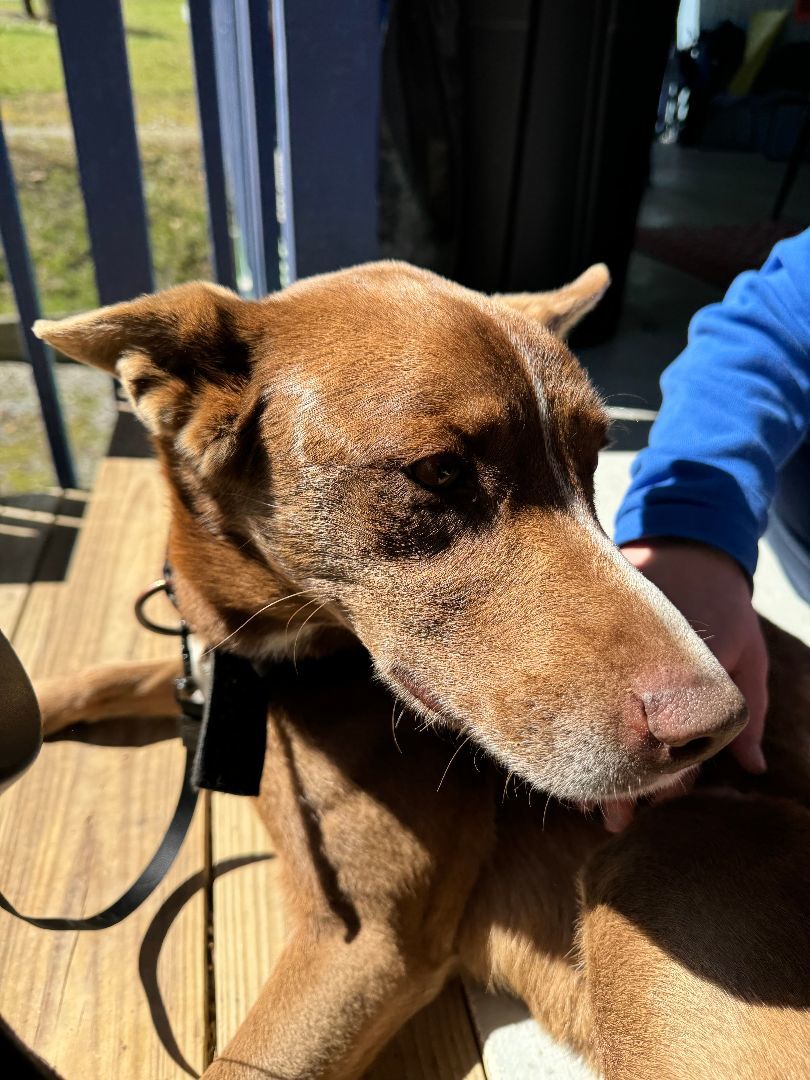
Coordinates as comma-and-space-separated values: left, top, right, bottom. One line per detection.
34, 262, 810, 1079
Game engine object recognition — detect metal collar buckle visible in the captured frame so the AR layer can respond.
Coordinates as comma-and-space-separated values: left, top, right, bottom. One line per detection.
134, 579, 203, 730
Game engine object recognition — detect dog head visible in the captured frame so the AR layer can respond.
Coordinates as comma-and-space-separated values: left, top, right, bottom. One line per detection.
36, 261, 746, 803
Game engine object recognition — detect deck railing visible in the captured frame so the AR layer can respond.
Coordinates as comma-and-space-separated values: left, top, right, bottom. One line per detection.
0, 0, 383, 488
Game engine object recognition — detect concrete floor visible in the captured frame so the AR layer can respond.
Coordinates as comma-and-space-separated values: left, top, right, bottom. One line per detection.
645, 142, 810, 230
579, 142, 810, 432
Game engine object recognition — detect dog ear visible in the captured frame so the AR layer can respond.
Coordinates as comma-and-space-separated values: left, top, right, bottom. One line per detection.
34, 282, 256, 476
494, 263, 610, 339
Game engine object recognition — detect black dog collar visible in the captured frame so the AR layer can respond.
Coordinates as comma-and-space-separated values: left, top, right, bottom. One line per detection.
193, 649, 269, 795
136, 567, 269, 797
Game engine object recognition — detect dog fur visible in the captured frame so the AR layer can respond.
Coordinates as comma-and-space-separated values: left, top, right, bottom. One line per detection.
34, 262, 810, 1079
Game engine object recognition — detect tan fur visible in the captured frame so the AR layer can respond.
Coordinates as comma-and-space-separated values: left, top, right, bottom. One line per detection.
35, 659, 181, 736
35, 263, 810, 1078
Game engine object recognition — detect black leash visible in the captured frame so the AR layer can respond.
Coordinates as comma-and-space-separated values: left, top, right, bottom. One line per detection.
0, 738, 198, 932
0, 570, 370, 933
0, 580, 201, 931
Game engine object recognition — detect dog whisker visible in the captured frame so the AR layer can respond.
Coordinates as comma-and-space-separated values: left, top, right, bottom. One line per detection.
502, 771, 514, 804
285, 597, 321, 635
563, 939, 582, 965
603, 390, 648, 406
203, 590, 311, 656
436, 733, 473, 794
390, 701, 403, 755
541, 791, 555, 831
292, 601, 330, 672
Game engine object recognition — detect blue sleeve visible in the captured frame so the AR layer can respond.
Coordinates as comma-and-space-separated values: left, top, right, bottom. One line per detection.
614, 228, 810, 577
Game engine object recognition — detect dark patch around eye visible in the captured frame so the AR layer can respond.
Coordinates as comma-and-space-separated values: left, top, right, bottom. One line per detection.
366, 474, 493, 561
372, 507, 462, 559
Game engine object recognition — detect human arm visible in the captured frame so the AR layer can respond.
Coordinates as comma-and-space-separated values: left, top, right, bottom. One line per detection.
615, 229, 810, 771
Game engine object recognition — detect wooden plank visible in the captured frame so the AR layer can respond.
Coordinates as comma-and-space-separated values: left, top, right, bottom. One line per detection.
0, 489, 88, 640
0, 583, 29, 640
0, 458, 207, 1079
210, 792, 281, 1050
0, 492, 62, 640
211, 791, 485, 1077
367, 981, 487, 1080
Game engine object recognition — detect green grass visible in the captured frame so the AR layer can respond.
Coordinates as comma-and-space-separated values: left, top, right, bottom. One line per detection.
3, 134, 210, 315
0, 0, 198, 128
0, 3, 68, 128
0, 0, 210, 317
0, 361, 115, 491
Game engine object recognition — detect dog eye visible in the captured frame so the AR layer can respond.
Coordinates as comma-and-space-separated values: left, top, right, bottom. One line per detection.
408, 453, 465, 491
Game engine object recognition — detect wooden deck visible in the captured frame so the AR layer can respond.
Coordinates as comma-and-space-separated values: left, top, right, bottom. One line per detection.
0, 453, 487, 1079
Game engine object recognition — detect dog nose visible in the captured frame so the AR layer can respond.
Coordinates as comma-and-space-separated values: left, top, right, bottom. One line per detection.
641, 679, 748, 757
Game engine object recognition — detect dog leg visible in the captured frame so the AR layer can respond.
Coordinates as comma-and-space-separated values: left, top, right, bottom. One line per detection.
457, 804, 599, 1062
203, 921, 450, 1080
579, 793, 810, 1080
35, 658, 181, 735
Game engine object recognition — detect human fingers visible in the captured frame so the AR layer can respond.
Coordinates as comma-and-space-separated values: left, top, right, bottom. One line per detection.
728, 629, 769, 774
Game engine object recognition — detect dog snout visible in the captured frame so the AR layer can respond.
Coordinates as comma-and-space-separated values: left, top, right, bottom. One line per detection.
635, 676, 748, 763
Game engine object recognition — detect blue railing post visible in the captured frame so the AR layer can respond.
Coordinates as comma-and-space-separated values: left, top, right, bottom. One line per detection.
201, 0, 384, 293
2, 0, 386, 494
188, 0, 238, 291
0, 116, 77, 490
275, 0, 382, 278
52, 0, 153, 305
270, 0, 295, 282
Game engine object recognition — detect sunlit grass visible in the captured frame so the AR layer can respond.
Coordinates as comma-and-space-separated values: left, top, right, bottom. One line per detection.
0, 0, 210, 492
0, 0, 209, 316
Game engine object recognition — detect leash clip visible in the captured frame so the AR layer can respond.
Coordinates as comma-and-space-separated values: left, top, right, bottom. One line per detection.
134, 579, 186, 637
134, 578, 203, 732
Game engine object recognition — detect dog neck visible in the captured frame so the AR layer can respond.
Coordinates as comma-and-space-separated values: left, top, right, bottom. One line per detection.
164, 491, 355, 663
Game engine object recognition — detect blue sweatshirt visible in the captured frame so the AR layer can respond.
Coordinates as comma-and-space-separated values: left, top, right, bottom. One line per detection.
614, 228, 810, 577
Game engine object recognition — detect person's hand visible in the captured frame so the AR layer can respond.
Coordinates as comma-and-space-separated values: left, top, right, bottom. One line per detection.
620, 539, 768, 775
